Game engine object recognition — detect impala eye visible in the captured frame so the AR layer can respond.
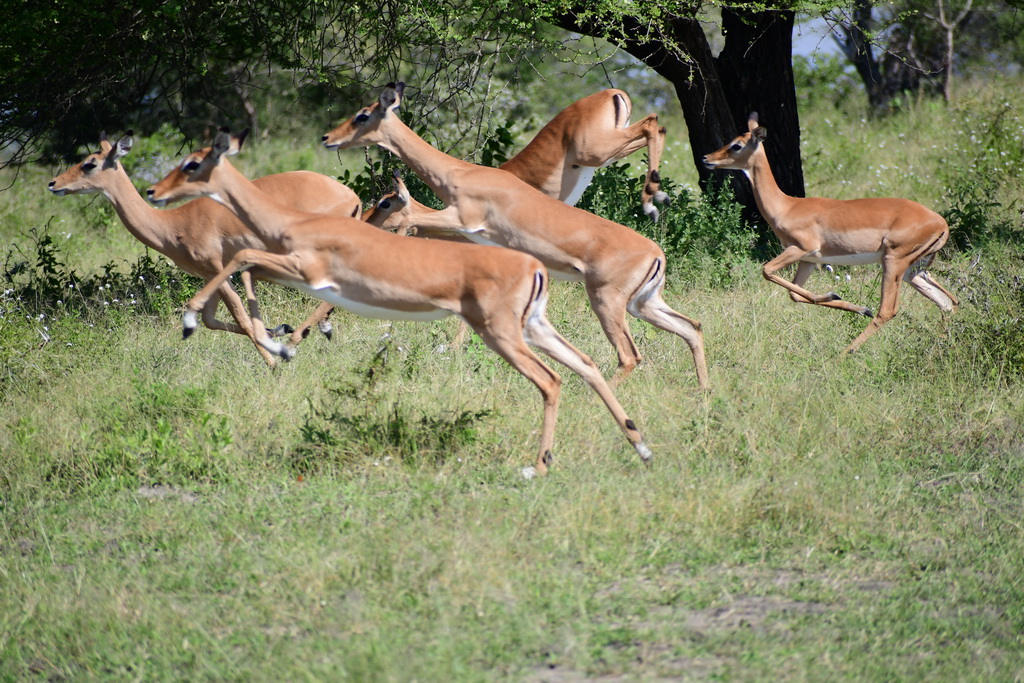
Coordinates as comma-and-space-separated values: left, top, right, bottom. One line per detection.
82, 161, 97, 172
182, 160, 201, 172
730, 143, 743, 152
379, 199, 391, 209
354, 112, 370, 124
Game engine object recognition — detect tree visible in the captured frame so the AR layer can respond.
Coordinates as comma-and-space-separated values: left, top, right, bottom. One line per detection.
830, 0, 1022, 109
0, 0, 334, 164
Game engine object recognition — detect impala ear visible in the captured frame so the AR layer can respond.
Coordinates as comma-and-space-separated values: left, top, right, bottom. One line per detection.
99, 131, 112, 154
379, 82, 405, 113
213, 127, 247, 159
391, 170, 410, 202
747, 112, 760, 133
104, 131, 134, 168
752, 125, 767, 143
114, 131, 134, 158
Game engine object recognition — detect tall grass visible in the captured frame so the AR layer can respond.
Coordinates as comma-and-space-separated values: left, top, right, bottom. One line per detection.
1, 77, 1023, 680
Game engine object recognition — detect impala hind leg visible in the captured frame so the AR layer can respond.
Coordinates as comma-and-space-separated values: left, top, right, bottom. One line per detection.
845, 258, 906, 353
903, 253, 958, 313
584, 285, 642, 387
628, 288, 709, 391
465, 317, 563, 477
523, 312, 652, 468
288, 301, 336, 346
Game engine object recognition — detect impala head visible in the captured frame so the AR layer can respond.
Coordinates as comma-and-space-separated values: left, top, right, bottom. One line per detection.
48, 132, 133, 196
146, 128, 248, 206
362, 170, 412, 229
322, 82, 405, 150
702, 113, 766, 171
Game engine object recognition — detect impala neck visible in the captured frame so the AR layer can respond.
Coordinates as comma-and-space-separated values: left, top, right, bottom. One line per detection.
378, 116, 474, 204
744, 147, 794, 227
103, 166, 182, 253
211, 160, 300, 246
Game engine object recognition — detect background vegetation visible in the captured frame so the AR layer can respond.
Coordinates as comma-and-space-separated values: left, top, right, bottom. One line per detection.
2, 10, 1024, 681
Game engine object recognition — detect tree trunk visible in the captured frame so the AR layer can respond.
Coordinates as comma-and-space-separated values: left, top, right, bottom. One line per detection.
716, 6, 804, 200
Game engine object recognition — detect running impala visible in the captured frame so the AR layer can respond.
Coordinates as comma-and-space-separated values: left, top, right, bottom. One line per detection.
703, 113, 957, 353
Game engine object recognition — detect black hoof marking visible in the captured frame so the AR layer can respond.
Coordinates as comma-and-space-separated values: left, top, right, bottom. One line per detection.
625, 419, 637, 432
182, 327, 195, 340
302, 327, 312, 339
650, 170, 661, 183
543, 450, 553, 466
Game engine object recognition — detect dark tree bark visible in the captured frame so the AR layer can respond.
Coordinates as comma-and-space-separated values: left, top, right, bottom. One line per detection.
552, 4, 804, 241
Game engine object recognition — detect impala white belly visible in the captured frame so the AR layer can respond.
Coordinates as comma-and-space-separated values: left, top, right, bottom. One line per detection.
561, 165, 598, 207
285, 281, 452, 322
803, 250, 884, 266
461, 228, 506, 249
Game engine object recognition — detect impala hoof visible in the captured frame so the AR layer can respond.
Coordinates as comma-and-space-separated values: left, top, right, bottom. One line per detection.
642, 202, 660, 223
862, 307, 874, 318
635, 441, 653, 464
260, 338, 294, 361
521, 466, 538, 480
182, 310, 199, 339
318, 320, 333, 341
268, 323, 294, 338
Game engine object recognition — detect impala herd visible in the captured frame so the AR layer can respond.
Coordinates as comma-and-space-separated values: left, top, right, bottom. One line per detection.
48, 82, 957, 477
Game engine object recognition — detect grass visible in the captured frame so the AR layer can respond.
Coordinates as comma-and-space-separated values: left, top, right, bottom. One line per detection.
2, 76, 1024, 680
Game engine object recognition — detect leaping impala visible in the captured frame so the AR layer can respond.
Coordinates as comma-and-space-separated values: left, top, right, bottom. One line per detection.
322, 83, 708, 390
49, 131, 362, 365
703, 113, 957, 353
501, 88, 670, 221
146, 128, 654, 477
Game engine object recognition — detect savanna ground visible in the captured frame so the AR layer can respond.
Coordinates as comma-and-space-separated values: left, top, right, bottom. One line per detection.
1, 74, 1024, 680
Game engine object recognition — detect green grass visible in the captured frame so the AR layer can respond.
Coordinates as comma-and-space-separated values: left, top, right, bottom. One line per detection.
2, 77, 1024, 680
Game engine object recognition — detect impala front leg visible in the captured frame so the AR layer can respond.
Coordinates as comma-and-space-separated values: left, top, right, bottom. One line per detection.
764, 247, 871, 315
288, 301, 336, 345
184, 250, 298, 361
208, 282, 279, 367
634, 116, 670, 222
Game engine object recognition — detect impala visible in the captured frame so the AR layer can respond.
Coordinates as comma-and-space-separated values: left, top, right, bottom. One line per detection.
322, 83, 708, 390
703, 113, 957, 353
146, 128, 653, 477
49, 131, 362, 365
500, 88, 670, 221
